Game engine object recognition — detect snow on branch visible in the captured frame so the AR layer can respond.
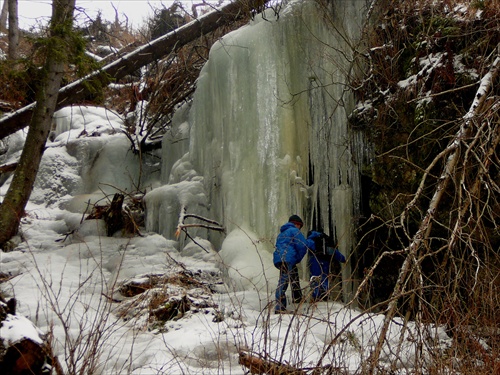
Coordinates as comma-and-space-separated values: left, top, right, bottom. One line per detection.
463, 55, 500, 121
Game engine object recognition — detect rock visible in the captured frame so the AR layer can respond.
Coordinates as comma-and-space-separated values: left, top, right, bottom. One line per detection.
0, 338, 50, 375
0, 298, 52, 375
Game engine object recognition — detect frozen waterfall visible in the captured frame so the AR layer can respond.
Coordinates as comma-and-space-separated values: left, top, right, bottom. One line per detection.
145, 0, 370, 302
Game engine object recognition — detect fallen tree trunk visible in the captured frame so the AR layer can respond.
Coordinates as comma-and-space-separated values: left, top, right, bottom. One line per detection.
0, 0, 270, 140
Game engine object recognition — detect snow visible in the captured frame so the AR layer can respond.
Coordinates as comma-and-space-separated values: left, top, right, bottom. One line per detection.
1, 314, 44, 346
218, 228, 277, 293
0, 105, 452, 374
397, 52, 446, 90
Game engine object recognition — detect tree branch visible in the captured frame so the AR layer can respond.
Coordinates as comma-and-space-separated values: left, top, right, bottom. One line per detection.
238, 351, 307, 375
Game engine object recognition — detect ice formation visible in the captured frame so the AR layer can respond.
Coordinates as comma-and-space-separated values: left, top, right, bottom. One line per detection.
146, 0, 371, 300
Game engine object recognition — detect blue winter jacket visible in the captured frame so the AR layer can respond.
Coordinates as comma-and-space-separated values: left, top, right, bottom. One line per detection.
309, 245, 346, 276
273, 222, 318, 266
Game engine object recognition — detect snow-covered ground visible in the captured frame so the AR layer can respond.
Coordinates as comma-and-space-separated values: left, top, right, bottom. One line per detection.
0, 106, 452, 374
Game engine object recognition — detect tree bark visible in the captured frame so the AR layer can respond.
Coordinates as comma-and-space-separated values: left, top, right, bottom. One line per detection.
0, 0, 270, 140
7, 0, 18, 60
0, 0, 76, 249
0, 162, 17, 174
0, 0, 8, 33
105, 193, 124, 236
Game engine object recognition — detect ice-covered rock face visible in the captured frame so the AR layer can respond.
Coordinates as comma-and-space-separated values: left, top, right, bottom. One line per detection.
154, 0, 369, 297
1, 106, 158, 211
50, 106, 142, 198
168, 3, 367, 230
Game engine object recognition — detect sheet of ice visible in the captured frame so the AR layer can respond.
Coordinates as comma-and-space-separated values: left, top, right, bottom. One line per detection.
217, 228, 278, 294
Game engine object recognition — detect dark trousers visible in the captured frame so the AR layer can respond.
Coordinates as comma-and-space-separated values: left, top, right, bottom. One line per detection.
309, 257, 330, 301
275, 262, 302, 311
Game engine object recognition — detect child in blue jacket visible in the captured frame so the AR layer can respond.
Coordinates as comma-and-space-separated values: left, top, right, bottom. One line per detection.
308, 231, 346, 302
273, 215, 321, 313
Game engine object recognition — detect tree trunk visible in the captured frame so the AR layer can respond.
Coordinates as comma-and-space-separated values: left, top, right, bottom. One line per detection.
0, 0, 270, 140
0, 0, 8, 33
105, 193, 124, 236
0, 0, 76, 249
7, 0, 18, 60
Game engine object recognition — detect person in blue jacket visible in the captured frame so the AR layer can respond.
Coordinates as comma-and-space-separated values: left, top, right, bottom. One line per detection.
308, 231, 346, 302
273, 215, 321, 313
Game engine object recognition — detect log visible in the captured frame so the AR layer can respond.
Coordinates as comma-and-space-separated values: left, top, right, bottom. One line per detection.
0, 162, 17, 174
238, 352, 307, 375
105, 193, 125, 236
0, 0, 271, 140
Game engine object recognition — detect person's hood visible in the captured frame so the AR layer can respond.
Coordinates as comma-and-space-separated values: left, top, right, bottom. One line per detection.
280, 222, 297, 233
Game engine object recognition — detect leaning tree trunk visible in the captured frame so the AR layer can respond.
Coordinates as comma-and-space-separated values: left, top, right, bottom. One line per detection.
0, 0, 76, 249
0, 0, 271, 140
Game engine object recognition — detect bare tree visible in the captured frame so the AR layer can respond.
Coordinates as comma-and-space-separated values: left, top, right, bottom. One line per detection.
0, 0, 77, 249
346, 1, 500, 372
367, 53, 500, 373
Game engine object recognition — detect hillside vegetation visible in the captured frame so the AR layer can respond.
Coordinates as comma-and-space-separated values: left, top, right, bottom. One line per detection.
351, 0, 500, 371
